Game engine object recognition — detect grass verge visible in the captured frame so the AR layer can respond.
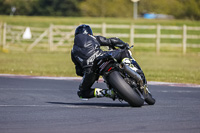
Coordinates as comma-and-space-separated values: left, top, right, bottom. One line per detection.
0, 50, 199, 85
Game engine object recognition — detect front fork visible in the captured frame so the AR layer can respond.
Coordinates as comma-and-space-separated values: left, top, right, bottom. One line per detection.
141, 84, 152, 99
121, 58, 152, 98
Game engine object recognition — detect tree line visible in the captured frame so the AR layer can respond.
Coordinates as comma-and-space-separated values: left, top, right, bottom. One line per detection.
0, 0, 200, 20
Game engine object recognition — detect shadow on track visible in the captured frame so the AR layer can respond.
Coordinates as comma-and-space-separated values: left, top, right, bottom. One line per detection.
47, 102, 131, 108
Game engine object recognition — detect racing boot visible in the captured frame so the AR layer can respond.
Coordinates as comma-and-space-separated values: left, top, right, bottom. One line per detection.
94, 88, 116, 100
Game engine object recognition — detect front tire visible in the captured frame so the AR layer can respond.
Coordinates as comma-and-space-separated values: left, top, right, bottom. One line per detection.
145, 93, 156, 105
107, 71, 144, 107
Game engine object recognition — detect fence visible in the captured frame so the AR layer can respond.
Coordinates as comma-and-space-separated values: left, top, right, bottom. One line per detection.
0, 22, 200, 54
0, 23, 75, 52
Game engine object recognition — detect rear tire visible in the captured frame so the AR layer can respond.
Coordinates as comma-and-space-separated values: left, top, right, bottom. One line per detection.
107, 71, 144, 107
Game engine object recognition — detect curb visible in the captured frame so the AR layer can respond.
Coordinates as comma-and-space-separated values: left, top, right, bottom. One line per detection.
0, 74, 200, 88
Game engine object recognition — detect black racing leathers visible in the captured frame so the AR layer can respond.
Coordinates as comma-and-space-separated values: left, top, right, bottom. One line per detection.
72, 34, 104, 69
71, 34, 131, 98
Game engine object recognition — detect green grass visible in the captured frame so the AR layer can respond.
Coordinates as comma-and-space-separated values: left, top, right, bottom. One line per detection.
1, 15, 200, 53
132, 51, 200, 84
1, 15, 200, 27
0, 51, 75, 77
0, 16, 200, 84
0, 50, 199, 85
1, 16, 200, 49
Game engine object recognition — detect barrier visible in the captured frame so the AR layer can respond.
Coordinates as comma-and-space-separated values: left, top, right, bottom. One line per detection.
0, 23, 199, 54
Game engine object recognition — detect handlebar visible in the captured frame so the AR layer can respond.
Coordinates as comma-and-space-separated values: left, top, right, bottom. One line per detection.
109, 43, 134, 50
126, 44, 134, 49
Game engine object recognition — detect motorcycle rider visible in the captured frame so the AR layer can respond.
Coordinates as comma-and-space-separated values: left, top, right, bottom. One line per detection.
71, 24, 146, 99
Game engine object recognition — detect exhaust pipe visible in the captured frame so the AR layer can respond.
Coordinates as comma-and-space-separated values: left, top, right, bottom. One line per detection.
122, 64, 143, 87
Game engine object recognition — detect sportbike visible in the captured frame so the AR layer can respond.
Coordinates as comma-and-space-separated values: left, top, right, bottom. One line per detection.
92, 45, 155, 107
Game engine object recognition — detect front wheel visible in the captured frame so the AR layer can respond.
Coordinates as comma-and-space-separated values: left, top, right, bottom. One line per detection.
145, 93, 156, 105
107, 71, 144, 107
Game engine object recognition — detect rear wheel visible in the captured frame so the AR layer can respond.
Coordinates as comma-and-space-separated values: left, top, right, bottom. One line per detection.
107, 71, 144, 107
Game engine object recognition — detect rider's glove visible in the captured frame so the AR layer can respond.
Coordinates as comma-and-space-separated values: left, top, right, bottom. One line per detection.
115, 43, 129, 49
109, 37, 129, 48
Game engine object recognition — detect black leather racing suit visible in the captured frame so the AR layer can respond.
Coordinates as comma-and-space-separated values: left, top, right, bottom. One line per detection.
71, 34, 131, 98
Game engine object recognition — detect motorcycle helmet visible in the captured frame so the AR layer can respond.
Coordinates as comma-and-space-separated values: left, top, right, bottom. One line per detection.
75, 24, 93, 36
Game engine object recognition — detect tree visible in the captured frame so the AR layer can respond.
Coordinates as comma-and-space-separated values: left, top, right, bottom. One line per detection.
80, 0, 132, 17
30, 0, 81, 16
180, 0, 200, 20
138, 0, 184, 16
0, 0, 199, 20
0, 0, 10, 15
138, 0, 200, 20
0, 0, 35, 15
31, 0, 82, 16
0, 0, 82, 16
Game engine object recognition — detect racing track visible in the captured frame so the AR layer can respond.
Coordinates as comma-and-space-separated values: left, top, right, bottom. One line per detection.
0, 75, 200, 133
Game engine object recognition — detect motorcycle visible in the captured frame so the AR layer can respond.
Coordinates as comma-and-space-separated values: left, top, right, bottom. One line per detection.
92, 44, 156, 107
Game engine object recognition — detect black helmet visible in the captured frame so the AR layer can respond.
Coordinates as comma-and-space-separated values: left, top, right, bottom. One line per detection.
75, 24, 93, 36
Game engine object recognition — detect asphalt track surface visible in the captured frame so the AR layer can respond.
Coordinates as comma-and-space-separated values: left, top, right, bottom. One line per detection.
0, 75, 200, 133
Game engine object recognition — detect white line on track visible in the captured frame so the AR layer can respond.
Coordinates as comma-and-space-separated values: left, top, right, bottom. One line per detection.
0, 104, 124, 109
0, 74, 200, 88
0, 105, 81, 108
160, 90, 200, 93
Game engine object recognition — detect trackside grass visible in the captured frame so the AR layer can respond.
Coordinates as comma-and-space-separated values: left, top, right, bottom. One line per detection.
0, 50, 199, 84
1, 16, 200, 53
0, 16, 200, 84
1, 16, 200, 27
